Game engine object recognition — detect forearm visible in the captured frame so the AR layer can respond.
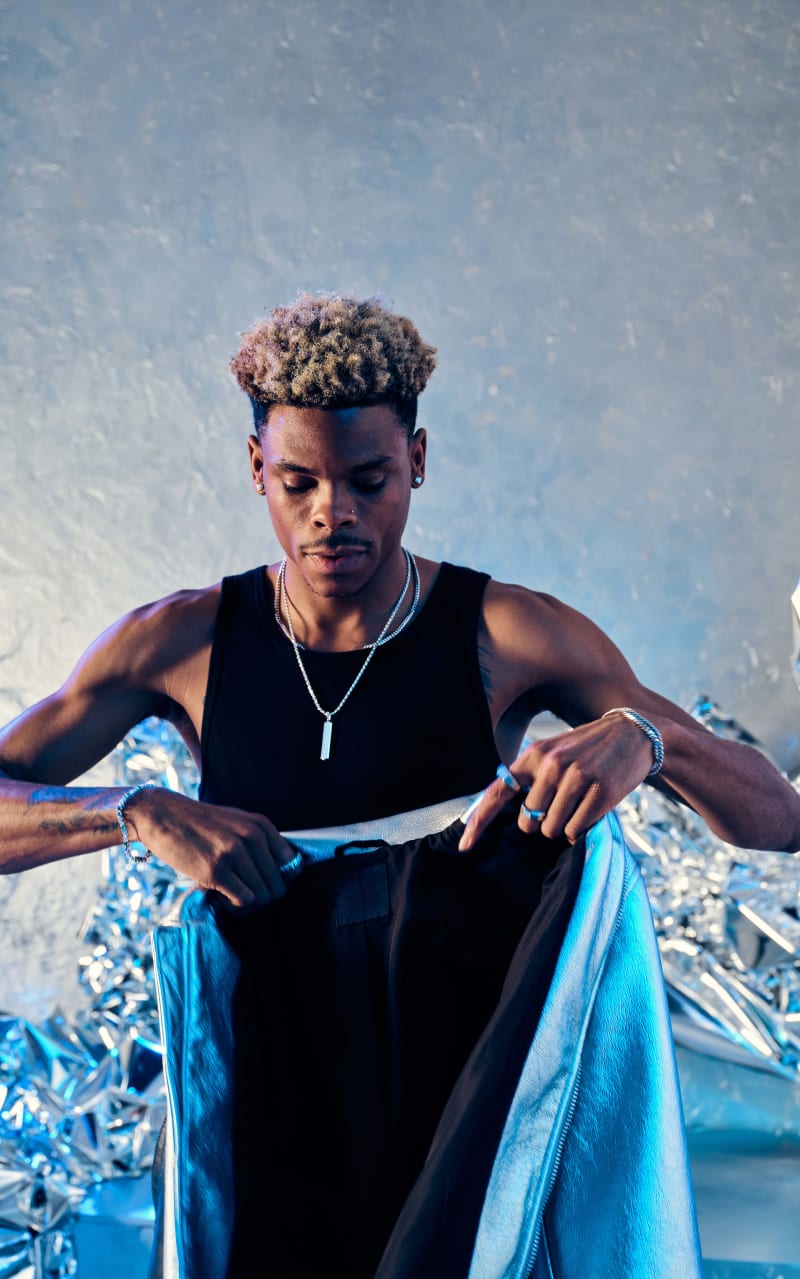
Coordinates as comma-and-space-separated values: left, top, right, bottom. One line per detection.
0, 772, 129, 873
654, 717, 800, 852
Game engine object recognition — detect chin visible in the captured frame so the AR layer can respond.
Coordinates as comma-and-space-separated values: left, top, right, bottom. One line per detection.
310, 580, 359, 598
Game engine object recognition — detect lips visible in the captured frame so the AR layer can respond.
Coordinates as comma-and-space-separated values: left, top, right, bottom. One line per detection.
303, 548, 368, 574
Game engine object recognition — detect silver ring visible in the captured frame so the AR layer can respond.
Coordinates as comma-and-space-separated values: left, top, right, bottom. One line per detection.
521, 804, 546, 822
278, 850, 304, 879
496, 763, 521, 792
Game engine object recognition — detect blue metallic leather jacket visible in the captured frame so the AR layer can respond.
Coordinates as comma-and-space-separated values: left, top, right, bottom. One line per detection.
151, 800, 702, 1279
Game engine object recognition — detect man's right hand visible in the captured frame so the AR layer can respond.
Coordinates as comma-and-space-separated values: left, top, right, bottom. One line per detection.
126, 786, 298, 908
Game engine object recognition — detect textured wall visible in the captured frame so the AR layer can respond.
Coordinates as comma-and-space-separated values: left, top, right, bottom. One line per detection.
1, 0, 799, 1014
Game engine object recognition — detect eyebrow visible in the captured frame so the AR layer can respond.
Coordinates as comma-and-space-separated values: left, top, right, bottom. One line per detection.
272, 455, 393, 476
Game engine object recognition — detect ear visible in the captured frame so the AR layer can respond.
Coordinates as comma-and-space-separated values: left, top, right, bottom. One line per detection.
408, 428, 427, 484
247, 433, 264, 484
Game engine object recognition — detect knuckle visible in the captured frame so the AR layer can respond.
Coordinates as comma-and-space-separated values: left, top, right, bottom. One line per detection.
568, 759, 589, 787
540, 753, 564, 785
584, 778, 605, 806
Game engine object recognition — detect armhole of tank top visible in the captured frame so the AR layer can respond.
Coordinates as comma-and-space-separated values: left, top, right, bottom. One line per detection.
198, 575, 237, 779
438, 563, 501, 764
252, 565, 281, 642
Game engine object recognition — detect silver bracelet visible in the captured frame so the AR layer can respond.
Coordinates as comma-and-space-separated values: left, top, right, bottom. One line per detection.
117, 782, 156, 864
602, 707, 664, 777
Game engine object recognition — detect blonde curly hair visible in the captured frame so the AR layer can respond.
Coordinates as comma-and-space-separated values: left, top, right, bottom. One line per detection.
230, 292, 437, 434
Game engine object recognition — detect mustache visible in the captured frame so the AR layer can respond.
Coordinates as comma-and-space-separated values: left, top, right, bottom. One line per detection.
301, 536, 372, 552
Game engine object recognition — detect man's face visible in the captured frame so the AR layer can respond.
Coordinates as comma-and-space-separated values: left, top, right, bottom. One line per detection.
249, 404, 426, 598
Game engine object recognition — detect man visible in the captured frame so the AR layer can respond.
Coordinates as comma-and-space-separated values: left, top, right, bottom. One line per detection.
1, 293, 799, 1277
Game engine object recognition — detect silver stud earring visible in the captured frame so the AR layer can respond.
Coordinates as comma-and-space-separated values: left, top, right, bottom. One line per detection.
255, 481, 265, 494
412, 475, 423, 487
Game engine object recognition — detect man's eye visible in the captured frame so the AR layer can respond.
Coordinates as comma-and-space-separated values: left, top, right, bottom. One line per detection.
282, 482, 314, 495
352, 478, 386, 494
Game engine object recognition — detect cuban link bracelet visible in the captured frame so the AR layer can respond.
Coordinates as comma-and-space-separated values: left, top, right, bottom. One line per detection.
601, 707, 664, 777
117, 781, 157, 864
279, 549, 415, 761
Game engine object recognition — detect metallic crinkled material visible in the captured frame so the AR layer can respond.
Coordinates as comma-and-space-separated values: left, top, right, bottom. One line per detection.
2, 675, 800, 1271
0, 719, 198, 1274
621, 693, 800, 1080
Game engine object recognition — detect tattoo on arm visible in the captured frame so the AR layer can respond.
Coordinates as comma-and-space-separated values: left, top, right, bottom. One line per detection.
26, 786, 117, 836
26, 787, 111, 810
27, 787, 77, 807
39, 817, 117, 836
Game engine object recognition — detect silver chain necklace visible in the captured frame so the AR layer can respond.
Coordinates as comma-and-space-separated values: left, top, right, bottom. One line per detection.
274, 553, 421, 650
276, 549, 419, 760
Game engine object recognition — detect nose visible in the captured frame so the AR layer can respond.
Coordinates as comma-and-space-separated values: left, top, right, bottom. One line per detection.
311, 484, 357, 531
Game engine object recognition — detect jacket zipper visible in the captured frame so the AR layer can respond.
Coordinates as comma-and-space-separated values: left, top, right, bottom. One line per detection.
521, 853, 632, 1279
521, 1059, 583, 1279
151, 929, 184, 1279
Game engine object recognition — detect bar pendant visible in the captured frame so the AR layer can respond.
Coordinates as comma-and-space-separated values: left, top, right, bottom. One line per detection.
321, 716, 333, 761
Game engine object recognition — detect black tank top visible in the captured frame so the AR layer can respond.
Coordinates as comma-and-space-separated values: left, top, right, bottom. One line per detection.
199, 561, 500, 829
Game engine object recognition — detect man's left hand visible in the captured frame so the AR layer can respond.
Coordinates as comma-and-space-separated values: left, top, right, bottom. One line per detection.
457, 713, 654, 850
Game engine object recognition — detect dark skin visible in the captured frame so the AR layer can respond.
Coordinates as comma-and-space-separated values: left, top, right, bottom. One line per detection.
1, 404, 798, 909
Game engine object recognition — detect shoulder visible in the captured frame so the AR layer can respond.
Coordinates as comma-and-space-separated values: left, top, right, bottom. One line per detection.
479, 578, 636, 703
75, 582, 223, 693
0, 582, 225, 781
482, 579, 586, 659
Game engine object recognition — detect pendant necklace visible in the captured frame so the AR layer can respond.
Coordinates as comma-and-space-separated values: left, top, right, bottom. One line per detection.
276, 549, 420, 760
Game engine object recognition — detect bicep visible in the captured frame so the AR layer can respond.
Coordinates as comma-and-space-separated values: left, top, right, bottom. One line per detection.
0, 647, 163, 787
0, 685, 161, 785
511, 596, 704, 735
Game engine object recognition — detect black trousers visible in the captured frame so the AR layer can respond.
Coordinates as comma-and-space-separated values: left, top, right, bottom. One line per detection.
150, 813, 583, 1279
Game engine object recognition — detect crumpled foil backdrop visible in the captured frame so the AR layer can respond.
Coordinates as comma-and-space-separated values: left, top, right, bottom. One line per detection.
621, 695, 800, 1080
0, 721, 197, 1277
2, 642, 799, 1273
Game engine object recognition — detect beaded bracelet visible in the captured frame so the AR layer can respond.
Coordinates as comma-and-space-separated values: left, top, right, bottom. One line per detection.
117, 781, 156, 864
601, 707, 664, 777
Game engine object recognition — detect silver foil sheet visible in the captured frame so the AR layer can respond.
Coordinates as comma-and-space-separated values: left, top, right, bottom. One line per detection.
0, 720, 198, 1274
621, 694, 800, 1080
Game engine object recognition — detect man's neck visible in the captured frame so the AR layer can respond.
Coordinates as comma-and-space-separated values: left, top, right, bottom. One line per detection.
275, 550, 413, 652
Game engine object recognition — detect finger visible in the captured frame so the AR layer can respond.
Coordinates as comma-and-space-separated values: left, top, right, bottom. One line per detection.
267, 824, 297, 865
537, 767, 598, 842
517, 799, 547, 832
458, 768, 526, 851
516, 769, 560, 836
275, 843, 304, 883
244, 830, 289, 900
263, 823, 302, 892
212, 866, 261, 910
561, 787, 609, 844
209, 821, 288, 904
514, 734, 588, 839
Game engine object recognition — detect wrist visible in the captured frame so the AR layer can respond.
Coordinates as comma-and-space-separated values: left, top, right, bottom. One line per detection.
601, 707, 664, 777
117, 782, 159, 860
